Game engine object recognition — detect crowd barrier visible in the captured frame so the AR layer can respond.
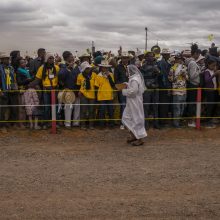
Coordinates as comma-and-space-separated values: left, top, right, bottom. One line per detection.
0, 88, 220, 134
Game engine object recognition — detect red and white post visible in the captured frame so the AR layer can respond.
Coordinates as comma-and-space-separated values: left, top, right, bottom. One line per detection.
196, 88, 202, 130
51, 89, 57, 134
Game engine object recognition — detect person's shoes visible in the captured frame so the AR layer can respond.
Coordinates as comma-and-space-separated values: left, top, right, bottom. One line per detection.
127, 136, 137, 143
173, 124, 182, 129
204, 122, 216, 129
188, 121, 196, 128
132, 139, 144, 146
0, 127, 8, 134
120, 125, 125, 130
65, 126, 71, 130
81, 126, 87, 130
42, 125, 48, 130
89, 126, 95, 130
34, 126, 41, 130
153, 124, 161, 130
212, 119, 220, 124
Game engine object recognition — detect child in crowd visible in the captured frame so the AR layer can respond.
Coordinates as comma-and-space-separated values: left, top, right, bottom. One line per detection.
23, 86, 41, 130
95, 60, 115, 128
16, 58, 33, 128
169, 54, 188, 128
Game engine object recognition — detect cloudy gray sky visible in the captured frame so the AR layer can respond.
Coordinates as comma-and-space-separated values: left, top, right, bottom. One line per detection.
0, 0, 219, 55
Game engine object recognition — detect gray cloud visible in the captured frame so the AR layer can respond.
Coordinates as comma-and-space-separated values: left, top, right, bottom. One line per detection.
0, 0, 219, 55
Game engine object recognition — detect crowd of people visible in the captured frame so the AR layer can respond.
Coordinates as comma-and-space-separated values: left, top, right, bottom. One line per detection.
0, 43, 220, 134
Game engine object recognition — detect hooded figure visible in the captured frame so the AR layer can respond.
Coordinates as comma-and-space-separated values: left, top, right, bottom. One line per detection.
122, 65, 147, 146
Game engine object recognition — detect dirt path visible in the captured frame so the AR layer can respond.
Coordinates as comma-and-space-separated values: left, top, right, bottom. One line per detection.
0, 128, 220, 219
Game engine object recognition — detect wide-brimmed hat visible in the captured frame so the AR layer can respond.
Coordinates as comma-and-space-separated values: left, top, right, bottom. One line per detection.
196, 54, 205, 63
0, 53, 10, 59
58, 90, 76, 104
98, 59, 112, 68
161, 48, 171, 55
182, 49, 191, 57
45, 52, 54, 62
121, 52, 132, 58
79, 52, 91, 58
58, 91, 64, 104
81, 61, 92, 72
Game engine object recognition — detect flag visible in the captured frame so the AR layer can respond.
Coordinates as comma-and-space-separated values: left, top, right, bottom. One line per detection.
208, 34, 214, 42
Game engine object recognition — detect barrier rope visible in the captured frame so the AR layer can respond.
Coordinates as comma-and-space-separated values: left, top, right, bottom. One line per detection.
0, 117, 220, 123
0, 87, 220, 93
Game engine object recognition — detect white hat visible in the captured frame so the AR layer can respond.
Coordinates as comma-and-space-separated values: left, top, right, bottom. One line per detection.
58, 90, 76, 104
121, 52, 132, 58
0, 53, 10, 59
137, 51, 144, 57
81, 61, 92, 72
45, 52, 54, 62
79, 52, 91, 58
196, 54, 205, 63
74, 56, 80, 63
98, 59, 112, 68
182, 49, 191, 57
161, 48, 171, 54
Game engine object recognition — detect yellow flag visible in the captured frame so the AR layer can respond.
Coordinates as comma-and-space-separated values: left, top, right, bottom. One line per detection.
208, 34, 214, 41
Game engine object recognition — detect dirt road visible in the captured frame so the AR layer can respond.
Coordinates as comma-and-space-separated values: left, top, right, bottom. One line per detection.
0, 127, 220, 219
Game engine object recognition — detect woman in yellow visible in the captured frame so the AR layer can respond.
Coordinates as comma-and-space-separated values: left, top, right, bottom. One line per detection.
95, 60, 115, 128
32, 53, 60, 129
77, 61, 97, 130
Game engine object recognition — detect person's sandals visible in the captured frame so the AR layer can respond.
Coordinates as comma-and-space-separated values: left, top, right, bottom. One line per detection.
132, 139, 144, 146
127, 136, 137, 143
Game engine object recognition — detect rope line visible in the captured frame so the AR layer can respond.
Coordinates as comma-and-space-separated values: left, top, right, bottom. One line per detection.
0, 102, 219, 107
1, 88, 220, 93
0, 117, 220, 123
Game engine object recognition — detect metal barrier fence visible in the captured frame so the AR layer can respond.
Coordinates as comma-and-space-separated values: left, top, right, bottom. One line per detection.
0, 88, 220, 134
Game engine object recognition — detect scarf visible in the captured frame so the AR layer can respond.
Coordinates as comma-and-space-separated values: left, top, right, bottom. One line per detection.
82, 70, 93, 90
42, 64, 56, 80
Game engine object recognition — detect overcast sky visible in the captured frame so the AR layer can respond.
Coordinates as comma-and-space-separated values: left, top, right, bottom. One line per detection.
0, 0, 219, 55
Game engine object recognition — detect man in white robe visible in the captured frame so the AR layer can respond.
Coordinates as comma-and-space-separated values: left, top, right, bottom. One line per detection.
122, 65, 147, 146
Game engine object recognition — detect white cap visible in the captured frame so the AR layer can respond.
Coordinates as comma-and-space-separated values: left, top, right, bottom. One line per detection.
80, 61, 92, 72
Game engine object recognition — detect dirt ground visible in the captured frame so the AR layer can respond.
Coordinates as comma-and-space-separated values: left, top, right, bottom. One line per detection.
0, 127, 220, 220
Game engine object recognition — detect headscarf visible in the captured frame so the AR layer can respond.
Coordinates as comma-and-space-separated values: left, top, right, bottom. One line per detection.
127, 65, 146, 93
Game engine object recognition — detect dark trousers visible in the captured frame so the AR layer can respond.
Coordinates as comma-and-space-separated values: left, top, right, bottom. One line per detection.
80, 96, 95, 127
43, 91, 58, 125
0, 93, 18, 126
159, 90, 171, 125
98, 100, 114, 126
186, 83, 198, 119
0, 96, 7, 127
118, 91, 126, 119
143, 90, 159, 127
205, 91, 218, 122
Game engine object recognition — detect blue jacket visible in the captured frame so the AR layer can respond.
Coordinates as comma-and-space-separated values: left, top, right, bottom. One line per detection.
157, 58, 172, 89
58, 65, 80, 92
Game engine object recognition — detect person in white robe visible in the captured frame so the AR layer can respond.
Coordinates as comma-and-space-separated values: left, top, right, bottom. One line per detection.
122, 65, 147, 146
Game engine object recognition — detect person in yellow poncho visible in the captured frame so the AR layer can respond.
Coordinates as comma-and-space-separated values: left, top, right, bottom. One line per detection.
95, 60, 115, 128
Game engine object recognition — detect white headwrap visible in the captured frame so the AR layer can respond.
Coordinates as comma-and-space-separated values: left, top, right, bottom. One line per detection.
127, 65, 146, 92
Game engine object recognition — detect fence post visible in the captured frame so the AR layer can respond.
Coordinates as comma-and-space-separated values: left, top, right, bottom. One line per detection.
51, 89, 57, 134
196, 87, 202, 130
